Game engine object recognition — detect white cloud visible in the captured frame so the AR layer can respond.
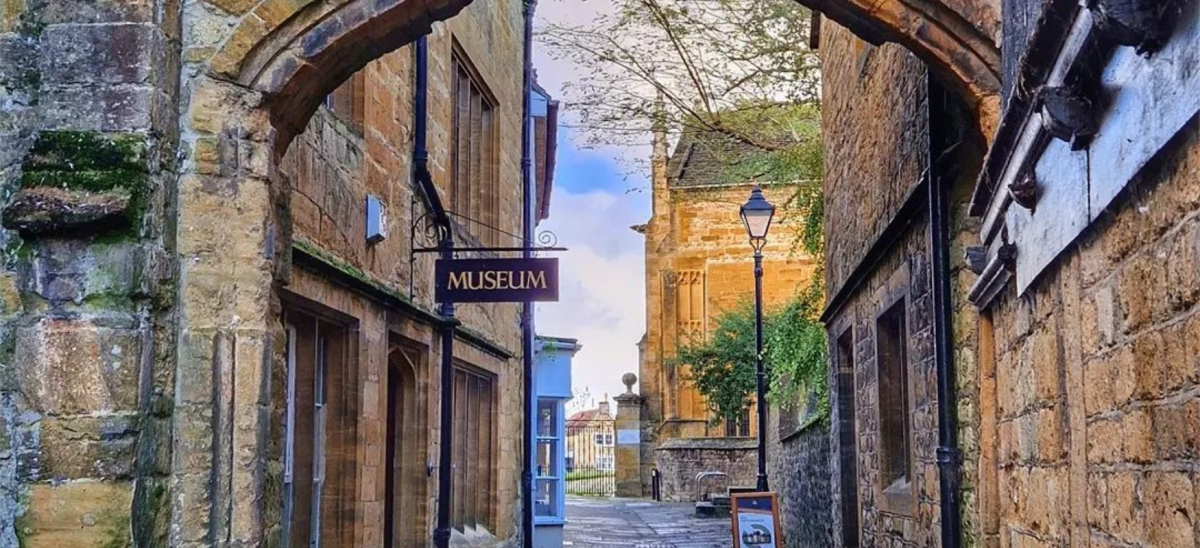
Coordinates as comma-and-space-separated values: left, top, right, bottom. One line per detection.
533, 0, 654, 174
536, 187, 649, 407
532, 0, 656, 410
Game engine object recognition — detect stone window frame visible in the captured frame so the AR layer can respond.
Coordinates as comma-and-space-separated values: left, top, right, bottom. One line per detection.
873, 291, 916, 517
831, 318, 862, 548
279, 298, 363, 548
449, 39, 502, 246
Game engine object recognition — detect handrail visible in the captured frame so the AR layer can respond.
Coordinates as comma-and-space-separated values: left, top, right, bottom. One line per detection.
694, 471, 730, 502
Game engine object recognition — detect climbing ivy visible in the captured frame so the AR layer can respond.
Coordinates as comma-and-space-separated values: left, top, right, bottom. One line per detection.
670, 280, 827, 429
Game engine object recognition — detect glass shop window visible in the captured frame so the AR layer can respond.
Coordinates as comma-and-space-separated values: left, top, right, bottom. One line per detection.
535, 398, 565, 520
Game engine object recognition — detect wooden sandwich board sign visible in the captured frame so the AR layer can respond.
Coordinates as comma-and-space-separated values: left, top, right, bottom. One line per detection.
731, 492, 783, 548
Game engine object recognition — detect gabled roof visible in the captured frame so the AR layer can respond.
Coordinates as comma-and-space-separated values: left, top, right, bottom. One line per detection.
568, 406, 614, 422
666, 128, 780, 189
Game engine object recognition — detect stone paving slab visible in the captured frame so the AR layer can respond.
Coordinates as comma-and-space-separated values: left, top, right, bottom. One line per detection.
564, 497, 732, 548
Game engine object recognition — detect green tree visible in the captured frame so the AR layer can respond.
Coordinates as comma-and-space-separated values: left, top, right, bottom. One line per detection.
540, 0, 824, 253
670, 286, 827, 428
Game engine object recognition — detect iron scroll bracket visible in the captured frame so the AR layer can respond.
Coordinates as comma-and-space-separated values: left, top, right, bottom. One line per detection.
408, 205, 567, 298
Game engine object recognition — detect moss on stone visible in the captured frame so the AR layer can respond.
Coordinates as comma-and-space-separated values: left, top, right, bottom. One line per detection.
293, 239, 416, 306
79, 291, 137, 311
23, 131, 146, 174
18, 131, 150, 240
96, 512, 132, 548
3, 236, 31, 269
13, 498, 31, 548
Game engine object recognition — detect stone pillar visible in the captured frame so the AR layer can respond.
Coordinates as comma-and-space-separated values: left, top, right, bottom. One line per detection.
614, 373, 644, 498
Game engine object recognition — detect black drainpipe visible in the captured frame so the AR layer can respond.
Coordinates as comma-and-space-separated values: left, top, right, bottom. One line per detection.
414, 34, 459, 548
928, 75, 962, 548
520, 1, 536, 547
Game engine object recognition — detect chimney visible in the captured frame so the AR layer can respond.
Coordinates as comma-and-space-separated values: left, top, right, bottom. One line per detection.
598, 397, 610, 418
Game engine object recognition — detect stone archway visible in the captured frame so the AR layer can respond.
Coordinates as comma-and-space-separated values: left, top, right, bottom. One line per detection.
385, 344, 429, 548
798, 0, 1003, 136
169, 0, 471, 545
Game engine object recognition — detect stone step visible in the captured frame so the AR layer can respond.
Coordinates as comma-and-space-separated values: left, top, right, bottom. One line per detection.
709, 495, 731, 508
694, 501, 731, 519
728, 485, 758, 496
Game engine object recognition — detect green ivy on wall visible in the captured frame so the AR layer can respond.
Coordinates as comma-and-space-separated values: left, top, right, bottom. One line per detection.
670, 278, 827, 429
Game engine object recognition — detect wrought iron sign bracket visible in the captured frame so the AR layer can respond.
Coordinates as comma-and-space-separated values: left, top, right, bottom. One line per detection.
409, 209, 567, 255
408, 207, 566, 298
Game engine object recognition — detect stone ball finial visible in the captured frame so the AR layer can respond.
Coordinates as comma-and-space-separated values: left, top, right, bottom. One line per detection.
622, 372, 638, 393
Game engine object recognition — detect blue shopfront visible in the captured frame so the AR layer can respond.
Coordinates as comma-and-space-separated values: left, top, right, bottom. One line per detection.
532, 336, 579, 548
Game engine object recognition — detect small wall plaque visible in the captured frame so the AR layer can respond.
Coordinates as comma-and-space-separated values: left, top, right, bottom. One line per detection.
617, 429, 640, 445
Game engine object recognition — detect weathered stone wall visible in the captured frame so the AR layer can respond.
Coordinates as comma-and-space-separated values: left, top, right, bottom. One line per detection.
272, 1, 527, 545
819, 18, 994, 548
828, 221, 942, 547
654, 438, 758, 502
820, 23, 928, 295
767, 413, 833, 548
0, 0, 182, 544
821, 25, 934, 548
820, 10, 1200, 548
0, 0, 526, 544
982, 121, 1200, 548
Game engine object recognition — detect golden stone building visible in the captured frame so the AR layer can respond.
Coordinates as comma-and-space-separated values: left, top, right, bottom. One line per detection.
806, 1, 1200, 548
0, 0, 555, 545
636, 128, 817, 498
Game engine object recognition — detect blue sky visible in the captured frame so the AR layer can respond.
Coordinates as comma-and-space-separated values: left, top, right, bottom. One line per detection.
532, 26, 654, 406
551, 127, 636, 195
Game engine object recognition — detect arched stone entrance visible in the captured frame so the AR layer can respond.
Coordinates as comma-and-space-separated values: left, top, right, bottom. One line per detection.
170, 0, 474, 546
796, 0, 1002, 136
385, 343, 429, 548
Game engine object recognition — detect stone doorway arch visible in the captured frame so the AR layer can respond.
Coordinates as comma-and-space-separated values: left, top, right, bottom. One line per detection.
797, 0, 1003, 137
171, 0, 471, 545
385, 343, 430, 548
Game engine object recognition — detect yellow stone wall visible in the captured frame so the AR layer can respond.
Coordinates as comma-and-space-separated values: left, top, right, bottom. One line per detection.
639, 134, 818, 442
275, 1, 528, 545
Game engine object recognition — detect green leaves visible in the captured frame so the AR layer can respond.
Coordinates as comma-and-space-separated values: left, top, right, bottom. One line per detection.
539, 0, 822, 159
670, 281, 827, 428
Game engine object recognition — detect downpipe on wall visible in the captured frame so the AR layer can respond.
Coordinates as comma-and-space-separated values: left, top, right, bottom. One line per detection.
928, 75, 962, 548
413, 34, 460, 548
520, 0, 537, 547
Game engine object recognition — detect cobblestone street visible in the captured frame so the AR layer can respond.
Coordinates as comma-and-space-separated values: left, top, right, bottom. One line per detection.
563, 497, 732, 548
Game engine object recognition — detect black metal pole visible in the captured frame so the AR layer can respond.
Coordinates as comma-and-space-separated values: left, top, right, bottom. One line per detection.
416, 33, 458, 548
753, 249, 769, 492
519, 0, 537, 546
435, 297, 457, 548
928, 75, 962, 548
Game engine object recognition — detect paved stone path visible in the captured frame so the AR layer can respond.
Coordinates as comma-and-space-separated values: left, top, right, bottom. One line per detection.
563, 497, 732, 548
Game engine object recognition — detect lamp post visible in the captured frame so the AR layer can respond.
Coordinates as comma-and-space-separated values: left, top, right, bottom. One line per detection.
740, 185, 775, 493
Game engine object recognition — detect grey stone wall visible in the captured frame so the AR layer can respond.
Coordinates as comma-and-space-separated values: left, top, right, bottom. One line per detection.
654, 438, 757, 502
768, 415, 833, 548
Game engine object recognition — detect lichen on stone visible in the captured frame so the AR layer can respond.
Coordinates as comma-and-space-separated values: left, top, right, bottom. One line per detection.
9, 131, 150, 239
2, 187, 132, 236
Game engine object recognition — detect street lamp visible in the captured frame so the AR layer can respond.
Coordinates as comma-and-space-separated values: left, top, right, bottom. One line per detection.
740, 185, 774, 493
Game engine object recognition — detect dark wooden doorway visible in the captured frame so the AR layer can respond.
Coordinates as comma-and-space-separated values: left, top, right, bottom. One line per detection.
836, 328, 860, 548
384, 362, 402, 548
384, 345, 425, 548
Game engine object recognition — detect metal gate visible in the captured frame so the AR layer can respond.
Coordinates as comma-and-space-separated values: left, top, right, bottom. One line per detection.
565, 418, 616, 497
